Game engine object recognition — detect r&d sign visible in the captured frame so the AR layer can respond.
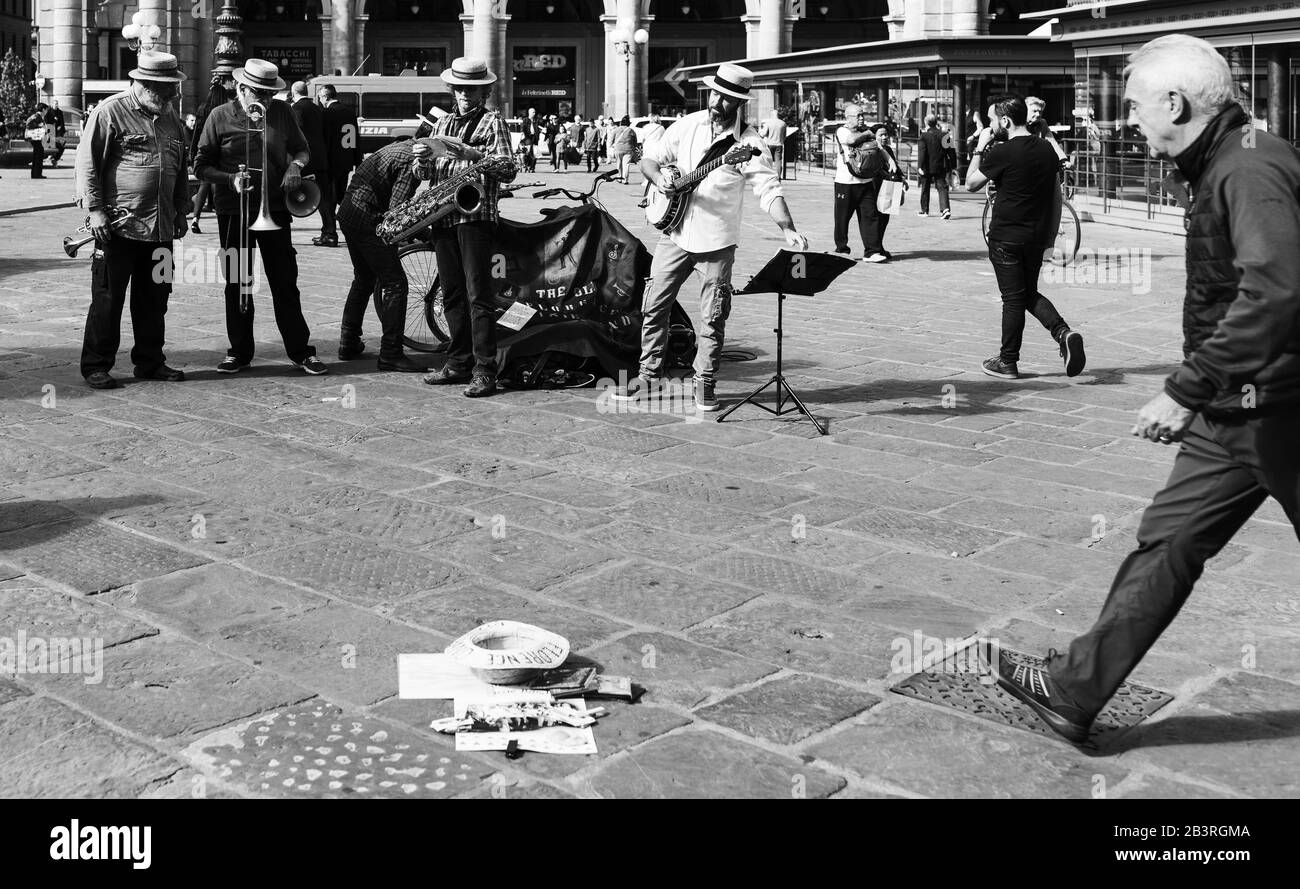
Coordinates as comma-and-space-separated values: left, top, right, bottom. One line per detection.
514, 54, 568, 71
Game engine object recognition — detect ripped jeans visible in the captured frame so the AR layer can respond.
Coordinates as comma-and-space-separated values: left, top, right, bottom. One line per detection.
639, 237, 735, 385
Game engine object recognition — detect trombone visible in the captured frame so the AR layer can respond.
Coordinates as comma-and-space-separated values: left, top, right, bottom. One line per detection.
235, 100, 281, 313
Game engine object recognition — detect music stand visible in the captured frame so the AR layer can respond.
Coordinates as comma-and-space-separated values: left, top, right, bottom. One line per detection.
716, 249, 855, 436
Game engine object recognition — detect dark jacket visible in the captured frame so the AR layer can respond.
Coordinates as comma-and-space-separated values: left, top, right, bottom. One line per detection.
337, 138, 422, 233
290, 96, 329, 175
322, 100, 361, 174
194, 99, 309, 216
1164, 104, 1300, 416
917, 125, 953, 176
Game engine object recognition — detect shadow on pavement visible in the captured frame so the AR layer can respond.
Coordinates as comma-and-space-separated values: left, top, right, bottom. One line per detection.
0, 495, 168, 549
1099, 710, 1300, 754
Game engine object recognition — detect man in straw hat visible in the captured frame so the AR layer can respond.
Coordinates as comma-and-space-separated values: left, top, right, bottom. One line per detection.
617, 61, 809, 412
419, 57, 517, 398
194, 58, 327, 376
75, 50, 192, 390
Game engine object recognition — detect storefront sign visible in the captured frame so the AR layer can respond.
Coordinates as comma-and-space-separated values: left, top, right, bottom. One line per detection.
518, 88, 571, 98
254, 46, 319, 82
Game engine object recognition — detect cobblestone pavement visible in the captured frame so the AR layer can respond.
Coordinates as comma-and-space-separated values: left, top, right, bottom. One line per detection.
2, 160, 1297, 799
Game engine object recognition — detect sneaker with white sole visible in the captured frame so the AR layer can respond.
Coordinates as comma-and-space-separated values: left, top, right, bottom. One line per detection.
296, 356, 329, 375
610, 375, 653, 401
217, 356, 248, 374
1059, 329, 1086, 377
981, 356, 1020, 379
864, 253, 888, 263
694, 378, 720, 412
995, 648, 1094, 744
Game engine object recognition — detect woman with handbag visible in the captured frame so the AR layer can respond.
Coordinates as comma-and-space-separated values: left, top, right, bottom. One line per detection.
833, 111, 889, 261
873, 126, 908, 226
25, 104, 48, 179
609, 115, 637, 184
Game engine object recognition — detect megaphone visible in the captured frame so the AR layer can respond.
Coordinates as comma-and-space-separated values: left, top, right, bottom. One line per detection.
285, 177, 321, 218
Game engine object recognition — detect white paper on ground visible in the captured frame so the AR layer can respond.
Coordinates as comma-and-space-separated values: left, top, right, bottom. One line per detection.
452, 699, 598, 755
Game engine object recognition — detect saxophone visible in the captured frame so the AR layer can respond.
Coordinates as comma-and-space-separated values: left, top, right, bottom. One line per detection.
376, 155, 516, 244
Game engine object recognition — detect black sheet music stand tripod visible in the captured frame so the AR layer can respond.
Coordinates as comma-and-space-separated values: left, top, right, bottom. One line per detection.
716, 250, 855, 436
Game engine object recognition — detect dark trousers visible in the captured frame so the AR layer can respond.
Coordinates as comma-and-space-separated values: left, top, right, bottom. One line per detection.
431, 221, 497, 375
28, 139, 45, 177
987, 239, 1068, 363
80, 238, 171, 376
216, 210, 315, 364
51, 138, 66, 165
834, 181, 887, 255
333, 171, 351, 209
919, 172, 951, 214
341, 218, 407, 360
522, 143, 536, 172
1051, 411, 1300, 716
316, 173, 337, 238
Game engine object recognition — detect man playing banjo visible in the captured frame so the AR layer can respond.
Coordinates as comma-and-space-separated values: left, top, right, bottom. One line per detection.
419, 57, 517, 398
619, 62, 809, 412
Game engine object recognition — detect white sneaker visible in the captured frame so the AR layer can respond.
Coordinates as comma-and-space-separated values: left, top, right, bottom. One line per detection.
865, 253, 889, 263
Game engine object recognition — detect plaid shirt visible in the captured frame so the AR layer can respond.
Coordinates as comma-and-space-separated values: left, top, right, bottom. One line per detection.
429, 105, 516, 227
336, 138, 423, 233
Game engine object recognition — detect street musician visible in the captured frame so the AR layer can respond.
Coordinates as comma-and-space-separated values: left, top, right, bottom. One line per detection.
194, 58, 326, 376
418, 57, 517, 398
74, 50, 191, 390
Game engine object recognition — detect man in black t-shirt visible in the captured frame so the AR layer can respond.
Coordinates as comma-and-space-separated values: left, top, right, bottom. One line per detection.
967, 94, 1086, 380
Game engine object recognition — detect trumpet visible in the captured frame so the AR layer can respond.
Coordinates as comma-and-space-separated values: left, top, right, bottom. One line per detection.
63, 206, 141, 257
235, 100, 281, 312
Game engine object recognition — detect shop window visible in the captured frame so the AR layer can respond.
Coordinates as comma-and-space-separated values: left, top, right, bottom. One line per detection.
362, 92, 424, 119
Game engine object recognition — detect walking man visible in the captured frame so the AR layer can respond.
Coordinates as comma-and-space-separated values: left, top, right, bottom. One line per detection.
318, 83, 362, 235
966, 94, 1084, 380
618, 62, 808, 412
994, 35, 1300, 743
833, 111, 887, 261
74, 51, 191, 389
289, 81, 333, 248
759, 106, 787, 180
916, 114, 953, 218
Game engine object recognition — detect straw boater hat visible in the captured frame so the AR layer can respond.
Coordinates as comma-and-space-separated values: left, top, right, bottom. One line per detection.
440, 57, 497, 87
703, 62, 753, 102
232, 58, 287, 93
129, 50, 186, 83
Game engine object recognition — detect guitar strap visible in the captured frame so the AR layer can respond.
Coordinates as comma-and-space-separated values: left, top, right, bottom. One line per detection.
695, 133, 737, 171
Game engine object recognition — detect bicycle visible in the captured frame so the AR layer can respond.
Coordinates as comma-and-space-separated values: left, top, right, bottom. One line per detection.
400, 170, 621, 352
980, 158, 1081, 265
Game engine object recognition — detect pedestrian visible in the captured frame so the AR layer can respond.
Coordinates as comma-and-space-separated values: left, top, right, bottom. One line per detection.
194, 58, 327, 376
609, 114, 636, 184
832, 110, 888, 261
189, 67, 235, 235
582, 115, 602, 173
965, 93, 1085, 381
25, 103, 48, 178
289, 81, 333, 248
418, 57, 517, 398
73, 51, 191, 389
916, 113, 954, 219
519, 106, 541, 173
336, 129, 434, 373
554, 116, 570, 172
1026, 95, 1071, 262
318, 82, 362, 231
759, 106, 787, 180
615, 62, 809, 412
996, 34, 1300, 745
546, 114, 561, 168
45, 99, 67, 168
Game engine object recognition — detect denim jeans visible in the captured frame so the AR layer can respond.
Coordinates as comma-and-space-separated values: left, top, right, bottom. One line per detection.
919, 172, 950, 214
987, 238, 1068, 363
639, 236, 734, 384
1050, 411, 1300, 717
431, 221, 497, 376
341, 218, 408, 360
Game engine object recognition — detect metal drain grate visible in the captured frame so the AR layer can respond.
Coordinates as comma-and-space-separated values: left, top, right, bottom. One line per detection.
890, 644, 1173, 747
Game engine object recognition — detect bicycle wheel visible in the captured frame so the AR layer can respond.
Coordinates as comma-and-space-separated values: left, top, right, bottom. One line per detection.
1050, 201, 1082, 266
397, 242, 449, 350
981, 194, 992, 246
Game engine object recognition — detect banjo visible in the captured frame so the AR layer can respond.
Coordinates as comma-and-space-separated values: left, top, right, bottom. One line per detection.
644, 144, 760, 233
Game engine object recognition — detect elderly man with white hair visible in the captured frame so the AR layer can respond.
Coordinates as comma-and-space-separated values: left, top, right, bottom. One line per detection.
996, 34, 1300, 744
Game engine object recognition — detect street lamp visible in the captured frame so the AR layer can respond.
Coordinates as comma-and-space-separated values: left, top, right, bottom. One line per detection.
611, 26, 648, 118
122, 11, 162, 52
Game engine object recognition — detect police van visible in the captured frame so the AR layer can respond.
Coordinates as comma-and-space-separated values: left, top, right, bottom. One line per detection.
309, 74, 452, 154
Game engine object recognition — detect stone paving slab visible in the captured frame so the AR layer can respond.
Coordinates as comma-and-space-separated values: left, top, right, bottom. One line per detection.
0, 520, 209, 594
240, 538, 464, 606
583, 631, 780, 709
550, 561, 759, 632
425, 526, 618, 593
695, 674, 882, 747
0, 695, 182, 799
582, 730, 845, 799
0, 576, 158, 653
29, 636, 316, 741
105, 499, 328, 560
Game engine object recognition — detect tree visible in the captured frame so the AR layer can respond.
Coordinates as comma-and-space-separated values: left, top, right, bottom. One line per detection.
0, 47, 36, 141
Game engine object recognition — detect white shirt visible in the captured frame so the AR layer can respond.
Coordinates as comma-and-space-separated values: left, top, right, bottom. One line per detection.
646, 109, 784, 253
835, 125, 870, 185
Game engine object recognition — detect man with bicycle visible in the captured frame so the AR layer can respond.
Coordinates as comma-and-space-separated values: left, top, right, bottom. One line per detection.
966, 93, 1085, 381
